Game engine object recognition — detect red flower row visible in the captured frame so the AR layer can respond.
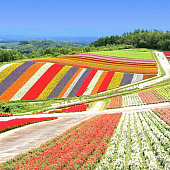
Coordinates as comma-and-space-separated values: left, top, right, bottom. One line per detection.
0, 117, 58, 133
32, 104, 89, 114
152, 107, 170, 125
0, 113, 122, 169
139, 89, 167, 104
0, 113, 13, 117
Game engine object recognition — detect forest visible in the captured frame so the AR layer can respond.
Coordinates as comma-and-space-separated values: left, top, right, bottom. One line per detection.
91, 29, 170, 50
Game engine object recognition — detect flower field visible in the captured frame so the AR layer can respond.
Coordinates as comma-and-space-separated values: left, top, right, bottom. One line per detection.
122, 93, 144, 107
32, 104, 89, 114
107, 96, 122, 109
29, 54, 158, 74
156, 84, 170, 100
97, 111, 170, 169
138, 89, 167, 104
0, 117, 58, 133
152, 107, 170, 125
0, 113, 122, 169
164, 51, 170, 61
0, 58, 156, 102
107, 84, 169, 109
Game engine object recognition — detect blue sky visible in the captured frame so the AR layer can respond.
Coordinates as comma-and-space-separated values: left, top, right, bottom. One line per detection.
0, 0, 169, 37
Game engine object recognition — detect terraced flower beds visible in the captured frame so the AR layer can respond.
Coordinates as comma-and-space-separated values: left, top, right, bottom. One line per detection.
97, 111, 170, 169
152, 107, 170, 125
0, 113, 122, 169
0, 117, 58, 133
122, 93, 144, 107
107, 85, 169, 109
139, 89, 167, 104
0, 60, 155, 102
164, 51, 170, 61
30, 54, 158, 74
156, 84, 170, 100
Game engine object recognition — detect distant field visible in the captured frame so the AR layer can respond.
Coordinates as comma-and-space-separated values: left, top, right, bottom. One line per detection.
88, 49, 153, 59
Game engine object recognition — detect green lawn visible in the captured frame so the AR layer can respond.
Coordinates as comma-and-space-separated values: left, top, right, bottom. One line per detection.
87, 49, 153, 60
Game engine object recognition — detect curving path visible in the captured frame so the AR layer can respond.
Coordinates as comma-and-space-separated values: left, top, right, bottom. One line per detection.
0, 114, 92, 163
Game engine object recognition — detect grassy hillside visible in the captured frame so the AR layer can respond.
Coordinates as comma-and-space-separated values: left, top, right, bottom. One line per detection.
88, 49, 153, 59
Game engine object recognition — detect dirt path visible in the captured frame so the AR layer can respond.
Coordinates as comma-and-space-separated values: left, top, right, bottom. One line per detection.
0, 113, 93, 163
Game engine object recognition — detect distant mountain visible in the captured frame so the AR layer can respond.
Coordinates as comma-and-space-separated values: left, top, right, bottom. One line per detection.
0, 35, 99, 46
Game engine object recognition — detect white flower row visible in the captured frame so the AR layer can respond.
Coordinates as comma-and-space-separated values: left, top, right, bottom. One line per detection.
62, 68, 86, 98
139, 112, 170, 169
112, 113, 129, 169
10, 63, 54, 101
149, 110, 170, 132
131, 73, 144, 83
96, 113, 126, 170
83, 70, 103, 96
146, 110, 170, 139
128, 113, 142, 169
134, 112, 158, 169
141, 111, 170, 153
122, 93, 144, 107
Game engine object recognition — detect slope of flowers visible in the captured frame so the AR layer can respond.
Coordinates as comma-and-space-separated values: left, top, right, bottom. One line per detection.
122, 93, 144, 107
152, 107, 170, 125
156, 84, 170, 100
139, 89, 167, 104
97, 111, 170, 169
164, 51, 170, 61
32, 104, 89, 114
107, 85, 169, 109
29, 54, 158, 74
0, 61, 155, 102
0, 113, 122, 169
0, 117, 58, 133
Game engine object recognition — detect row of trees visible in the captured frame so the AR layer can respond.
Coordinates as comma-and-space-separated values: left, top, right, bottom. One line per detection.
91, 29, 170, 50
0, 43, 132, 63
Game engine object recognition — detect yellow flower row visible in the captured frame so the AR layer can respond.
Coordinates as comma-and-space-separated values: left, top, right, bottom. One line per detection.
0, 63, 23, 83
37, 65, 72, 100
107, 72, 124, 90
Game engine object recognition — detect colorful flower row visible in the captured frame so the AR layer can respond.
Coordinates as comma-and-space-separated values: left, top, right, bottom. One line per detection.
0, 117, 58, 133
138, 89, 167, 104
107, 86, 168, 109
57, 55, 157, 68
107, 96, 122, 109
30, 56, 158, 74
0, 113, 122, 169
32, 104, 89, 114
97, 111, 170, 169
0, 113, 13, 117
156, 84, 170, 100
74, 53, 157, 64
164, 51, 170, 61
0, 62, 153, 102
152, 107, 170, 125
